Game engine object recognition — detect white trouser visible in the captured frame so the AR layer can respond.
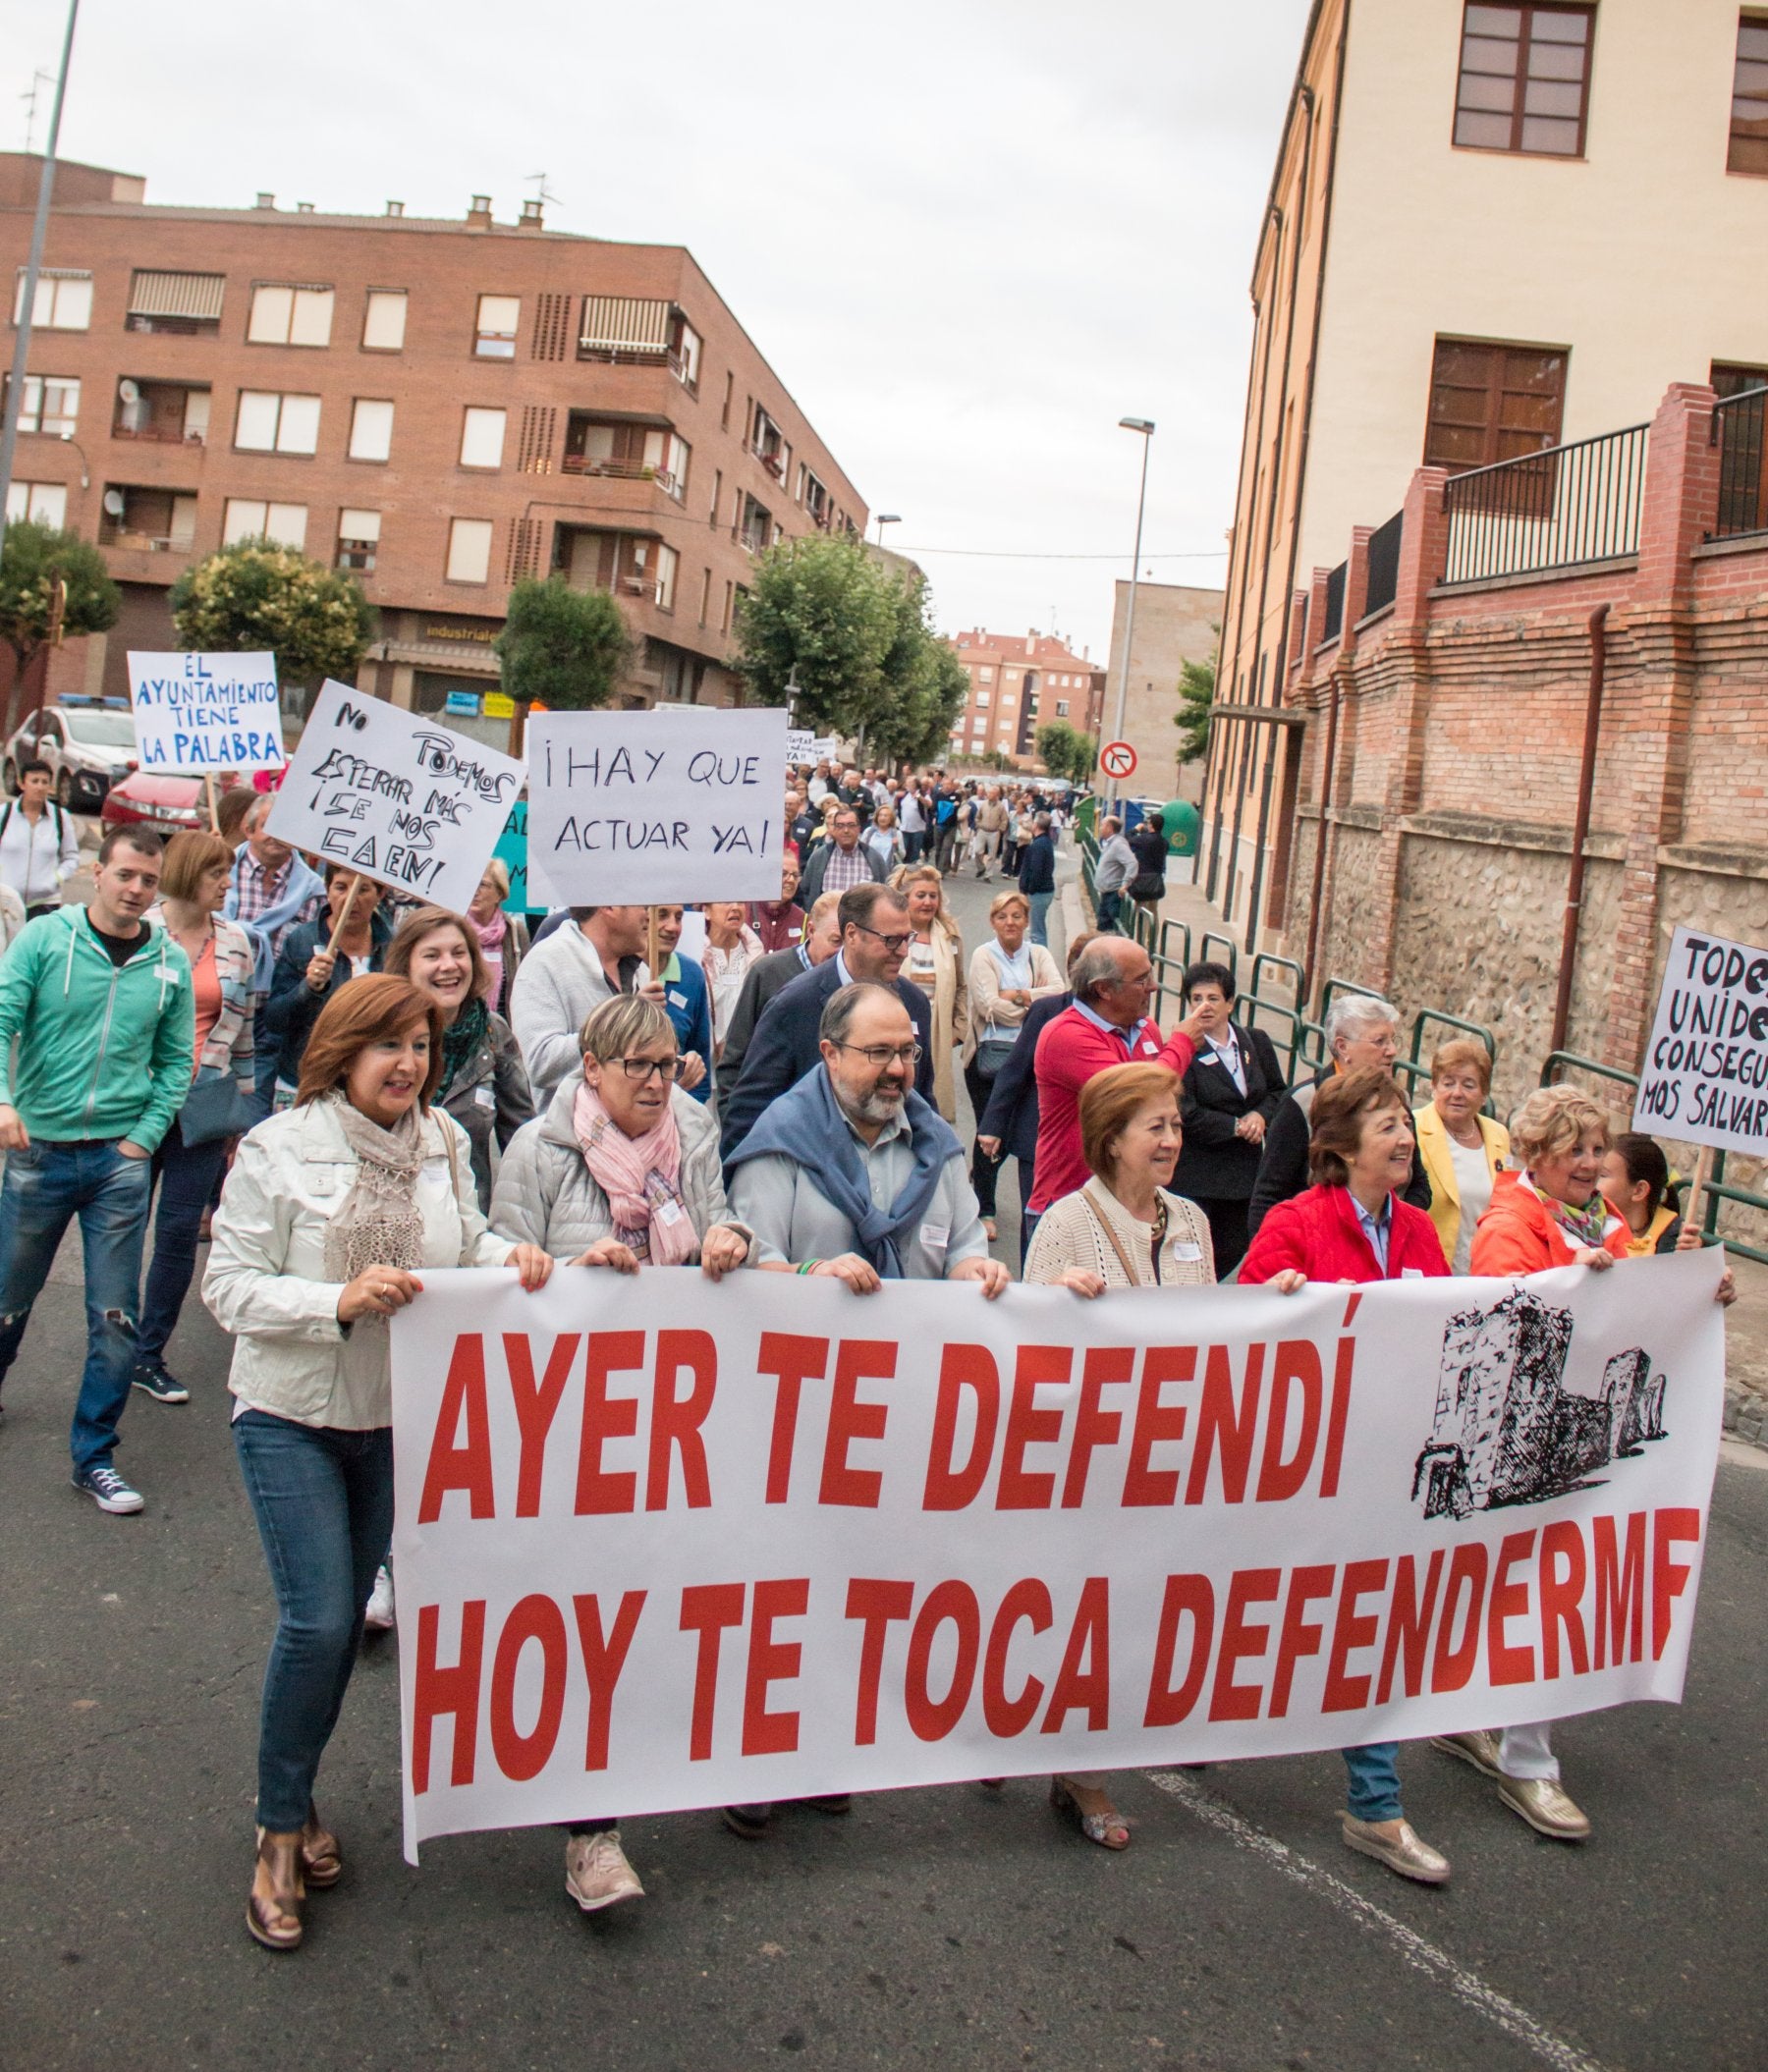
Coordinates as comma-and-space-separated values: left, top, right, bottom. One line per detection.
1499, 1721, 1559, 1781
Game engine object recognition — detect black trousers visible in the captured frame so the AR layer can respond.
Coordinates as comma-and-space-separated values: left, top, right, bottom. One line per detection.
1190, 1194, 1252, 1278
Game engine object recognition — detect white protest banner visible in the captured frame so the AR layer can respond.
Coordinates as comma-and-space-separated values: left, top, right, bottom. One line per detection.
391, 1249, 1724, 1861
126, 651, 284, 771
525, 707, 786, 906
1633, 925, 1768, 1154
812, 736, 839, 764
786, 729, 816, 768
266, 680, 525, 912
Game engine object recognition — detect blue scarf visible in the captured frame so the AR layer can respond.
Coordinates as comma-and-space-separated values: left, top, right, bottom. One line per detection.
728, 1063, 961, 1277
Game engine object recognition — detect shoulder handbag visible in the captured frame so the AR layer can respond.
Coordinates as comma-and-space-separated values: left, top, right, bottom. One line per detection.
179, 1065, 254, 1148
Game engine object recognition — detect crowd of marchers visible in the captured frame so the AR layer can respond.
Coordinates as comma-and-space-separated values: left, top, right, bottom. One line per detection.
0, 747, 1733, 1952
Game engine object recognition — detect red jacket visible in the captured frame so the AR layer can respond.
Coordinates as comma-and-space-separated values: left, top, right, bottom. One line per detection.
1240, 1183, 1449, 1285
1467, 1169, 1630, 1276
1028, 1007, 1195, 1212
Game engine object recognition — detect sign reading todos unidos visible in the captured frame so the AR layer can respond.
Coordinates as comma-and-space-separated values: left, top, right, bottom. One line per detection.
390, 1249, 1724, 1860
126, 651, 285, 771
525, 707, 787, 906
266, 680, 525, 912
1633, 925, 1768, 1154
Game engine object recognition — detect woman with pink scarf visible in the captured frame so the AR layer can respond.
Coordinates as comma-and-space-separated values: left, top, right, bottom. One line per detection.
489, 992, 759, 1914
467, 860, 528, 1015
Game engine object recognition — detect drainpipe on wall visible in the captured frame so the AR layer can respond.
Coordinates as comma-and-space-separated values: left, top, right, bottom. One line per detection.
1547, 603, 1611, 1058
1302, 665, 1341, 1009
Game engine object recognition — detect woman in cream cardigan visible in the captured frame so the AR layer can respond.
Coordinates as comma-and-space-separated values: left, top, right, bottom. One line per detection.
891, 863, 968, 1124
1413, 1037, 1510, 1273
965, 889, 1064, 1236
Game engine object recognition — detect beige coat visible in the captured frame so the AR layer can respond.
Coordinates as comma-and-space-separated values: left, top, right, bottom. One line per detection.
909, 915, 967, 1122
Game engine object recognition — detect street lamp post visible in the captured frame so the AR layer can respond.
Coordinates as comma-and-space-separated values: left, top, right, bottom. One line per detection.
873, 513, 902, 548
1110, 417, 1155, 786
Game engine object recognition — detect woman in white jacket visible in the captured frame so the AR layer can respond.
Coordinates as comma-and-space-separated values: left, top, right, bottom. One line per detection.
205, 975, 552, 1952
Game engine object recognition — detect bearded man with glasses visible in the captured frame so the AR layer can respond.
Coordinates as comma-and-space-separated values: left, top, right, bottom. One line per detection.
718, 883, 936, 1162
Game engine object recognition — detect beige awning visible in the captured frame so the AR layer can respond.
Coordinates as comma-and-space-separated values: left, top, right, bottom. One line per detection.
579, 296, 670, 353
128, 270, 226, 320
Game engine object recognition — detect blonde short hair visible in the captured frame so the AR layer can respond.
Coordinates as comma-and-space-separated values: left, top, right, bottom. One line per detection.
580, 993, 675, 1063
1509, 1084, 1611, 1169
1430, 1036, 1493, 1096
988, 890, 1029, 923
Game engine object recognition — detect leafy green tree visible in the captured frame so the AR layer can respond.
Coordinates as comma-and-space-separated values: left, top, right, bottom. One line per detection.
868, 572, 969, 766
1174, 639, 1218, 764
494, 577, 634, 710
170, 539, 374, 704
0, 518, 120, 727
734, 532, 898, 735
1035, 719, 1097, 784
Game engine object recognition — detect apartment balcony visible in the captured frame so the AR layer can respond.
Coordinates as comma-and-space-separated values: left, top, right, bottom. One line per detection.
562, 413, 689, 504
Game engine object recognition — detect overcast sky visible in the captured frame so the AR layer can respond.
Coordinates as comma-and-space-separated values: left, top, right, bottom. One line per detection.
12, 0, 1309, 666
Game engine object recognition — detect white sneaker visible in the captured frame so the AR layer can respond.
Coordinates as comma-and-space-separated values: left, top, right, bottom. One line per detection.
565, 1829, 645, 1912
363, 1564, 396, 1631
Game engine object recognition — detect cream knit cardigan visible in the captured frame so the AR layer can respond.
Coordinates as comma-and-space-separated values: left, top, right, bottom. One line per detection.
1024, 1178, 1217, 1289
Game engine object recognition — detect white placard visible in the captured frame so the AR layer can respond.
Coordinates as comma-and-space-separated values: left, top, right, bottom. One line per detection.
525, 707, 786, 905
812, 736, 840, 763
390, 1249, 1724, 1859
126, 651, 284, 771
1633, 924, 1768, 1153
266, 680, 525, 912
786, 729, 816, 768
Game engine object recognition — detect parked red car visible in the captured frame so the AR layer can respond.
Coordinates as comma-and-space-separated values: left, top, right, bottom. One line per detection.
100, 771, 212, 838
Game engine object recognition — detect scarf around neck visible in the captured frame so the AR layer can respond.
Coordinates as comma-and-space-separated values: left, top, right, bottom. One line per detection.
319, 1093, 428, 1300
439, 997, 489, 1098
571, 1078, 698, 1265
1533, 1179, 1613, 1252
727, 1063, 961, 1278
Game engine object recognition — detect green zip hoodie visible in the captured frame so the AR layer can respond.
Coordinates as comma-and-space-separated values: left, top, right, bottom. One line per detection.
0, 906, 194, 1151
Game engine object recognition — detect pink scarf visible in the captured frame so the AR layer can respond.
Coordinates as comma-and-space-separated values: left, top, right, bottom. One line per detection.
571, 1079, 699, 1266
473, 905, 510, 1005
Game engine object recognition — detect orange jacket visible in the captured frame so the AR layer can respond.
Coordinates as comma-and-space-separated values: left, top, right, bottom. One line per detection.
1467, 1169, 1630, 1276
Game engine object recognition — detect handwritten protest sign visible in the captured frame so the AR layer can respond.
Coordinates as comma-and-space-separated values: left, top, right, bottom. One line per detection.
126, 651, 284, 771
1633, 925, 1768, 1154
494, 801, 530, 915
525, 707, 785, 905
786, 729, 816, 768
266, 680, 525, 913
391, 1249, 1723, 1858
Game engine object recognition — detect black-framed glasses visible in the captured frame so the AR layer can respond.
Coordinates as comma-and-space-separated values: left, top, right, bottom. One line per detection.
854, 923, 913, 954
834, 1040, 923, 1067
615, 1056, 681, 1082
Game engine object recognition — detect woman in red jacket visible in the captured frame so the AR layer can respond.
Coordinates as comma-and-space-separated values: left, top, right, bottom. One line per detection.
1241, 1069, 1453, 1884
1434, 1086, 1734, 1845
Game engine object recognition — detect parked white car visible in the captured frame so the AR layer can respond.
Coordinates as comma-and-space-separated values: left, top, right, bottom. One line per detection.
3, 700, 139, 810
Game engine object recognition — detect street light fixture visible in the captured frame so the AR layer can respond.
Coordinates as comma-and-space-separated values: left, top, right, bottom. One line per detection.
1111, 417, 1155, 786
874, 513, 902, 547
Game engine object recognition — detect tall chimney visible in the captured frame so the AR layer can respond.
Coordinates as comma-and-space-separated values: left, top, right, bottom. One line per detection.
467, 193, 493, 229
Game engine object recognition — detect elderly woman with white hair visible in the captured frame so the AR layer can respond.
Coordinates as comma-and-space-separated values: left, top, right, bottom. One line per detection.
1246, 994, 1430, 1242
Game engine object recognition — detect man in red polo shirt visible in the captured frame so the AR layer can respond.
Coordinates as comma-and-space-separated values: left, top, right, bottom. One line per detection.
1026, 936, 1208, 1242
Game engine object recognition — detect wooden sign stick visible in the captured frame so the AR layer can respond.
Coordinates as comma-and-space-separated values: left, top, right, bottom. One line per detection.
325, 874, 364, 954
646, 907, 661, 978
1683, 1143, 1717, 1242
203, 772, 220, 833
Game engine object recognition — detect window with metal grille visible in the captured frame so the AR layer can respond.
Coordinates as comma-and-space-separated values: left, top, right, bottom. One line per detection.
1453, 4, 1593, 156
530, 292, 573, 360
517, 404, 556, 473
1424, 337, 1566, 471
1730, 14, 1768, 174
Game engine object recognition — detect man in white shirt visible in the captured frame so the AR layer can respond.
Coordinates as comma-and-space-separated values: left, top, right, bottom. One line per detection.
0, 761, 81, 919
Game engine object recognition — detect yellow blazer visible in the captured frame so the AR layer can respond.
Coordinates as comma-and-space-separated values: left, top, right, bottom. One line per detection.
1413, 1102, 1511, 1267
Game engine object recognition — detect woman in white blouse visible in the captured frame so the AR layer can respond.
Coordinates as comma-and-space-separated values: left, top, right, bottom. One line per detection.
965, 890, 1063, 1237
699, 901, 763, 1059
1413, 1037, 1509, 1272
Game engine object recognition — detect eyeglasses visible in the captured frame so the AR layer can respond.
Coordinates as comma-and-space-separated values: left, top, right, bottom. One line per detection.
612, 1056, 681, 1082
835, 1041, 923, 1067
854, 923, 913, 954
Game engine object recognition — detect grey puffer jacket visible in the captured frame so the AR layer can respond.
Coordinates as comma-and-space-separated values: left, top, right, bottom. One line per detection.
489, 1069, 743, 1258
437, 1009, 534, 1212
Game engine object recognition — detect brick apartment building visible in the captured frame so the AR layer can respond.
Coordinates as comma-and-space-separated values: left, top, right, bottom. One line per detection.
1, 153, 865, 746
1101, 578, 1222, 800
945, 629, 1105, 770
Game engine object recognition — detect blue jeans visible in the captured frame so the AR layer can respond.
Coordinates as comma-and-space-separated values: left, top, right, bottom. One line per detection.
234, 1409, 394, 1831
247, 1002, 278, 1125
1342, 1742, 1403, 1823
1027, 891, 1055, 947
0, 1138, 152, 1472
138, 1117, 231, 1365
903, 830, 924, 864
1097, 890, 1123, 934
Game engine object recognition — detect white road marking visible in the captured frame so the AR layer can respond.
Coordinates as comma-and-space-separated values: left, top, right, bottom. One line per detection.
1141, 1768, 1614, 2072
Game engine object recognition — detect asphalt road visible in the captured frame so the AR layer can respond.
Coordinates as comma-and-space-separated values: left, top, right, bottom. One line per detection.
3, 857, 1766, 2072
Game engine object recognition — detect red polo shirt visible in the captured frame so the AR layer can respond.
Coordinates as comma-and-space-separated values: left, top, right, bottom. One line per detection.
1027, 1006, 1195, 1213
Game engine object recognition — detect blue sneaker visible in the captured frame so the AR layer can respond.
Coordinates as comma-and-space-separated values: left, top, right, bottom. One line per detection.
73, 1465, 144, 1514
132, 1360, 190, 1405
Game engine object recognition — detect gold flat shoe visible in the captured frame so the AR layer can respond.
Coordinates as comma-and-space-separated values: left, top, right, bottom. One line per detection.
300, 1807, 342, 1888
247, 1827, 305, 1950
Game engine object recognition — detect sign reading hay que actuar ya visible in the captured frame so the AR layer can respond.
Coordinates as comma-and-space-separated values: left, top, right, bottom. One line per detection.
525, 707, 786, 906
1633, 925, 1768, 1155
127, 651, 285, 771
266, 680, 525, 913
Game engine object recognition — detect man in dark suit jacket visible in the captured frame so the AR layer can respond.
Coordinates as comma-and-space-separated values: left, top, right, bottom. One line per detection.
720, 884, 934, 1162
716, 893, 844, 1097
1172, 961, 1288, 1276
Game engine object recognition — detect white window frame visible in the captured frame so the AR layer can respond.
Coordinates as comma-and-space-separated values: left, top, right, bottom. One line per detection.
474, 295, 520, 358
6, 481, 68, 527
14, 270, 91, 330
337, 508, 381, 571
361, 291, 408, 351
349, 398, 395, 463
234, 390, 321, 456
460, 407, 507, 469
655, 542, 679, 611
223, 498, 307, 550
9, 373, 79, 436
248, 284, 334, 347
447, 517, 493, 583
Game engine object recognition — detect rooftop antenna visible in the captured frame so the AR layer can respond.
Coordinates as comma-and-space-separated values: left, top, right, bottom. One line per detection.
525, 171, 562, 211
22, 70, 54, 152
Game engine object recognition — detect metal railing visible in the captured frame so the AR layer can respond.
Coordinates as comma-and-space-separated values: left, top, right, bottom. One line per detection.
1321, 559, 1347, 643
1710, 384, 1768, 541
1441, 422, 1648, 585
1362, 509, 1404, 619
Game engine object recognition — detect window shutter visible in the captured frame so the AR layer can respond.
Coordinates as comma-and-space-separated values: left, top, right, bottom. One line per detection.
579, 296, 671, 354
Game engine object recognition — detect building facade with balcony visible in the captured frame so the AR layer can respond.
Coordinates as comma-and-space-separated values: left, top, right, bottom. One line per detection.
0, 155, 866, 738
1204, 0, 1768, 953
944, 629, 1105, 771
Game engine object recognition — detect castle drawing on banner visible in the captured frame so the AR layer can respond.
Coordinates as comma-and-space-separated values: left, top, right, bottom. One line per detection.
1412, 1285, 1667, 1521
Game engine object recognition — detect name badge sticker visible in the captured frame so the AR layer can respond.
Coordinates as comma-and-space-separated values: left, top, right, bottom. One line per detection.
920, 1223, 950, 1251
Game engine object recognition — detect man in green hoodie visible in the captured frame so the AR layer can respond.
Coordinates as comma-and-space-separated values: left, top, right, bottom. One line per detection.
0, 828, 193, 1513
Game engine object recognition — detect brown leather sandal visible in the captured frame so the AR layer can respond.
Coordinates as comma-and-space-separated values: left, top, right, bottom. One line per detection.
247, 1827, 305, 1950
300, 1807, 342, 1888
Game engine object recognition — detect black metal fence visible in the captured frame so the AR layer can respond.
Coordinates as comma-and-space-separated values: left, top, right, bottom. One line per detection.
1362, 508, 1404, 618
1441, 422, 1648, 585
1710, 385, 1768, 541
1321, 559, 1347, 643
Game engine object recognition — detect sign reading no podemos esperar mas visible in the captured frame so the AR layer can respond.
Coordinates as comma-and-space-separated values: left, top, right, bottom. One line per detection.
525, 707, 787, 906
1633, 925, 1768, 1154
390, 1249, 1724, 1859
126, 651, 285, 771
265, 680, 525, 913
